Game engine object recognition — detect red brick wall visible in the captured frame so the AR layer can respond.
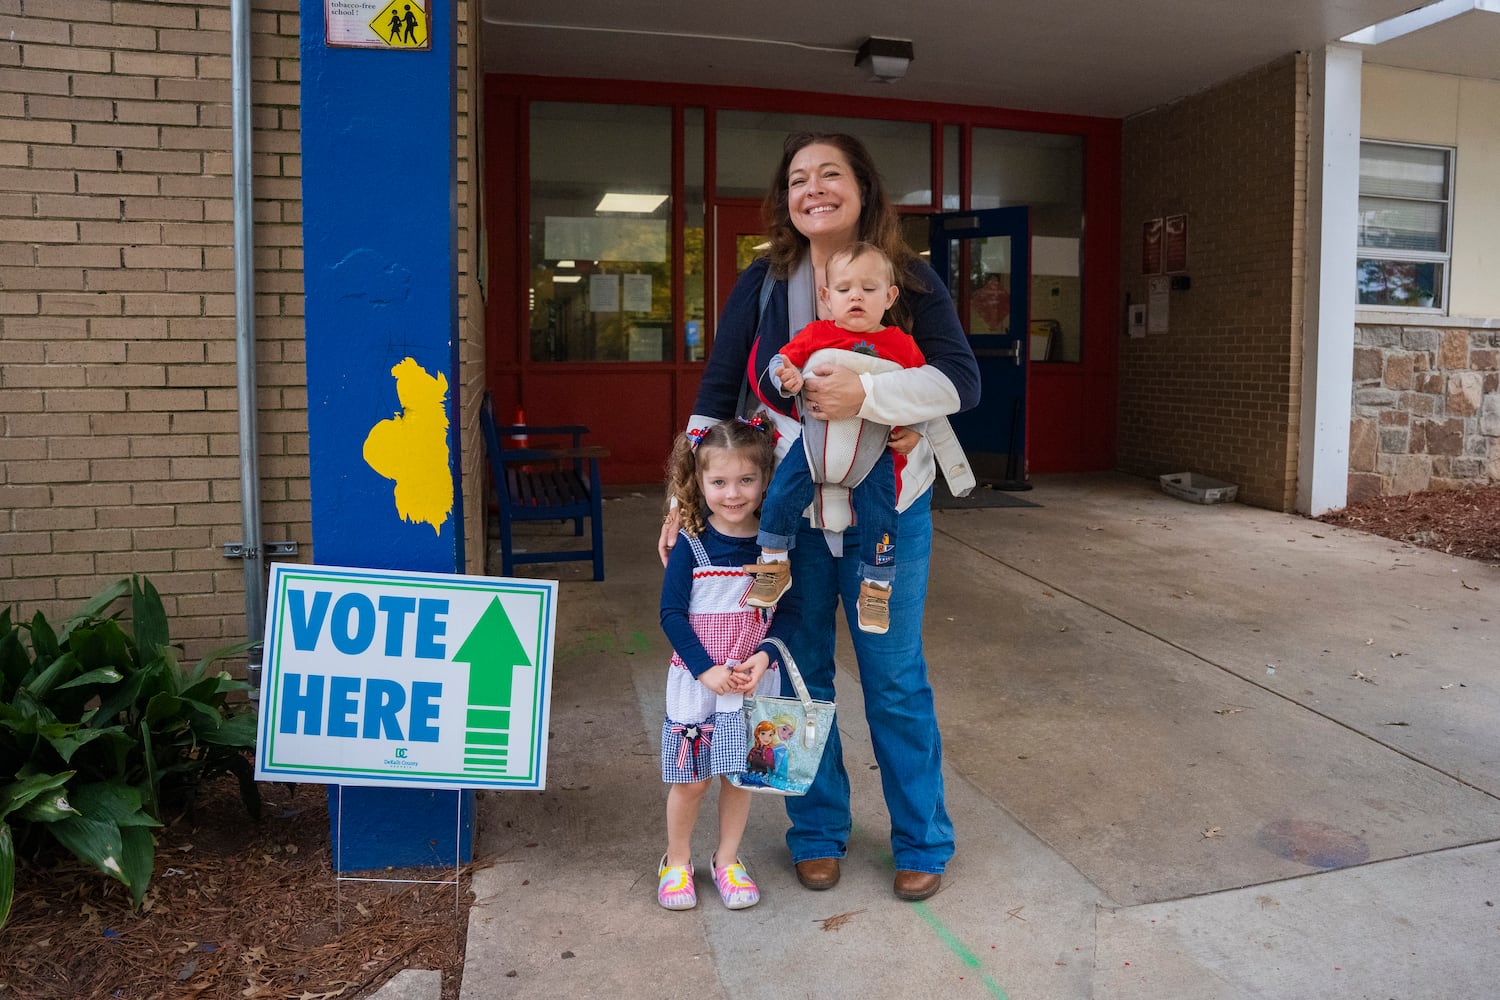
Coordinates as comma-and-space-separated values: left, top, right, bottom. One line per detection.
1117, 55, 1307, 511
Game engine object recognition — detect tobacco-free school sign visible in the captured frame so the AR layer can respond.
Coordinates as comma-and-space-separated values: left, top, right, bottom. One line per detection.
255, 564, 556, 790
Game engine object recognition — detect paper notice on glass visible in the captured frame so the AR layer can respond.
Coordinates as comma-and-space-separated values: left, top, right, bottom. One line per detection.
622, 273, 653, 312
1147, 275, 1169, 334
590, 273, 620, 313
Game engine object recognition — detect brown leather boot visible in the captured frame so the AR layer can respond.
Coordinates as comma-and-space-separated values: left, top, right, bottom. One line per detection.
893, 870, 941, 901
793, 857, 840, 890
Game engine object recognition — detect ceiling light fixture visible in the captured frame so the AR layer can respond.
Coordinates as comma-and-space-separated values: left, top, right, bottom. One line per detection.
855, 37, 914, 83
595, 193, 668, 214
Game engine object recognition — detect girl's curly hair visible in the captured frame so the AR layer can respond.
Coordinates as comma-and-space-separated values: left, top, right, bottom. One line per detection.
664, 417, 777, 538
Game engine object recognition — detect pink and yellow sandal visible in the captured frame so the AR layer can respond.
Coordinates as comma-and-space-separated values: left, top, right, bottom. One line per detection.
657, 855, 696, 910
711, 854, 760, 910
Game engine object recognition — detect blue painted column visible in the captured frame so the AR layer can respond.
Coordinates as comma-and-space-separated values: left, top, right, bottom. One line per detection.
298, 0, 473, 869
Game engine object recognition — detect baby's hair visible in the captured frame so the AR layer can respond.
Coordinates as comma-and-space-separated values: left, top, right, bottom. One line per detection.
826, 240, 896, 286
664, 416, 777, 537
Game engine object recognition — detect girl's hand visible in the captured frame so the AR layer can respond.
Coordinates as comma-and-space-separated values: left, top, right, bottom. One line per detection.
730, 652, 770, 692
658, 506, 682, 566
888, 425, 920, 455
802, 364, 865, 421
698, 663, 736, 695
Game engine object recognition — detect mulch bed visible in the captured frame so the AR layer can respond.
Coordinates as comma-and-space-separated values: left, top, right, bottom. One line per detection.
1317, 485, 1500, 563
0, 776, 471, 1000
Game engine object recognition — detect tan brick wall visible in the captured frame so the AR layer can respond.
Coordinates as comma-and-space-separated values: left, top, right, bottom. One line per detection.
0, 1, 485, 659
458, 0, 488, 577
1117, 55, 1308, 511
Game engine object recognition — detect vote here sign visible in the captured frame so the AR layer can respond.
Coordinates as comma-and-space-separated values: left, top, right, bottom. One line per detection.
255, 564, 557, 790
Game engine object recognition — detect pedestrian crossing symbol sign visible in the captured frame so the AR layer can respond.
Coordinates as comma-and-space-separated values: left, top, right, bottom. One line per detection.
370, 0, 429, 49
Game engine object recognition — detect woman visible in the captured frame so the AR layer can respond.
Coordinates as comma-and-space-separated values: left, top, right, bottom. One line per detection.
659, 132, 979, 901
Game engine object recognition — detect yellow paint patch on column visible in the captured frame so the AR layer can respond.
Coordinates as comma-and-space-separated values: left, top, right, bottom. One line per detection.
363, 357, 453, 534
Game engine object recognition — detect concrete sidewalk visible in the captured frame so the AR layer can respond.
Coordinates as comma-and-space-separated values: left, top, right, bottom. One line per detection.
455, 473, 1500, 999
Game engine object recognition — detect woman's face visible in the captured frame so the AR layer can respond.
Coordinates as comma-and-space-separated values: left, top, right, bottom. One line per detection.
786, 143, 862, 247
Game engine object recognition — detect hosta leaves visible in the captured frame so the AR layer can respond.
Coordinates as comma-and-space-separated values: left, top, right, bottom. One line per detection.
49, 813, 131, 889
27, 611, 60, 666
44, 724, 130, 765
57, 667, 124, 691
199, 712, 258, 749
68, 622, 132, 677
0, 772, 74, 823
130, 576, 172, 667
24, 651, 82, 700
3, 574, 255, 922
119, 825, 155, 909
15, 791, 79, 823
58, 577, 129, 644
1, 822, 14, 929
69, 782, 160, 829
191, 639, 256, 683
0, 629, 29, 698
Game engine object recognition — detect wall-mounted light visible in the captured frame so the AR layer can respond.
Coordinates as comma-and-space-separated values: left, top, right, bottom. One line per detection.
595, 193, 668, 214
855, 37, 914, 83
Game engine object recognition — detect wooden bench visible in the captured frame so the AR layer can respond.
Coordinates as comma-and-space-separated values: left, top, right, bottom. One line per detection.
479, 392, 606, 581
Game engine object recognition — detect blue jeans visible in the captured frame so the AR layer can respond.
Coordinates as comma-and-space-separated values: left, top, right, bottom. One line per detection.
782, 489, 954, 874
758, 439, 898, 583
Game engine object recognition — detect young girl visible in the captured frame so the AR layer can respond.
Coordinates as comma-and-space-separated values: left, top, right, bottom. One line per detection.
657, 417, 800, 911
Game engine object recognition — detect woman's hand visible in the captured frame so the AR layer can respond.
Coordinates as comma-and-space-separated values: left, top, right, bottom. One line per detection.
888, 426, 920, 455
730, 651, 770, 692
658, 507, 682, 566
802, 364, 866, 421
698, 663, 736, 696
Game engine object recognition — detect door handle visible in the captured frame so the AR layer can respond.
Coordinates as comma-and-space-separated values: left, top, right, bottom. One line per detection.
973, 342, 1023, 366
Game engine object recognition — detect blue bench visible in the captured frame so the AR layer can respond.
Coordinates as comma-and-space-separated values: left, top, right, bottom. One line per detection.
479, 392, 605, 581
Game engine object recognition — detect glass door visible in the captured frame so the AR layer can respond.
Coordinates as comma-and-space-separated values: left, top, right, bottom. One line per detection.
928, 207, 1031, 487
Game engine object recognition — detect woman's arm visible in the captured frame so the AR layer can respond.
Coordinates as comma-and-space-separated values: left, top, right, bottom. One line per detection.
690, 258, 772, 422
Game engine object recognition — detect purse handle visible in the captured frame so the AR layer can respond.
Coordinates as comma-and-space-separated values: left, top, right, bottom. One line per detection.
758, 636, 824, 749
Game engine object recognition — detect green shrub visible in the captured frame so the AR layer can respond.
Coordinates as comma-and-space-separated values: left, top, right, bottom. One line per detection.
0, 576, 259, 928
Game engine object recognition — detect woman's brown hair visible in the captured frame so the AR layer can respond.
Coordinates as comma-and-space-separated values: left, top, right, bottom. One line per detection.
761, 131, 924, 327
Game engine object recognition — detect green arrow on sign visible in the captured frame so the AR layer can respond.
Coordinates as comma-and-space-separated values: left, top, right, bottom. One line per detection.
454, 596, 532, 706
452, 596, 534, 771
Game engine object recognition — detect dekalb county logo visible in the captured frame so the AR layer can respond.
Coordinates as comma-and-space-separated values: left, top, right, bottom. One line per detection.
384, 746, 418, 768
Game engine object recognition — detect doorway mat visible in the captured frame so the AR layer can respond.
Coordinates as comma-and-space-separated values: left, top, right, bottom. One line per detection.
931, 483, 1041, 510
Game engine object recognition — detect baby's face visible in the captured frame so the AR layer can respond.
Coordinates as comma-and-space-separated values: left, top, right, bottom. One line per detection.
821, 252, 898, 334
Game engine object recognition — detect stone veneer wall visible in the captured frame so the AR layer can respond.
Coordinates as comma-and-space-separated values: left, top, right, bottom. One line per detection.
1349, 322, 1500, 500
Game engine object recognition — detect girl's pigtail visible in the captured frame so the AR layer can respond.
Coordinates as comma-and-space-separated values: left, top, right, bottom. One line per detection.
664, 431, 706, 538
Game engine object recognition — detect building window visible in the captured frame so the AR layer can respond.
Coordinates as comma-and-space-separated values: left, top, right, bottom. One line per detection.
529, 103, 674, 362
1357, 140, 1452, 311
972, 129, 1084, 362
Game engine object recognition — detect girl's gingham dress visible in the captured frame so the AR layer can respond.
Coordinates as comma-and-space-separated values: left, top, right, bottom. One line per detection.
661, 530, 782, 783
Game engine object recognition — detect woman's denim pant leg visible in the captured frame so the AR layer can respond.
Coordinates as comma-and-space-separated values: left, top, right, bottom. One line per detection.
783, 491, 954, 873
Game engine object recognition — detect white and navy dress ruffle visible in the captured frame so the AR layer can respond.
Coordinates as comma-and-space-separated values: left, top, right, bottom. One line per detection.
660, 527, 785, 783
